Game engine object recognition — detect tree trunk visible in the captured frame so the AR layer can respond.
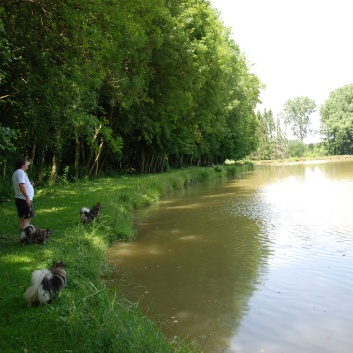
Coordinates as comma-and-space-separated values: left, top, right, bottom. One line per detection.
2, 160, 6, 179
158, 157, 163, 173
50, 154, 58, 184
179, 154, 183, 168
50, 128, 62, 184
29, 142, 36, 174
74, 134, 80, 178
88, 139, 104, 178
99, 153, 108, 175
35, 148, 45, 185
81, 135, 86, 165
139, 146, 146, 174
86, 124, 102, 176
148, 152, 155, 174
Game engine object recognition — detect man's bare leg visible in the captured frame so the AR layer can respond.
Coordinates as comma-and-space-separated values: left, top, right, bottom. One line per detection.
18, 218, 31, 233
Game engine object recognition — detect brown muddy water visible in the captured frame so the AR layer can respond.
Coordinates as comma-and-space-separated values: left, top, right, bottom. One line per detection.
107, 160, 353, 353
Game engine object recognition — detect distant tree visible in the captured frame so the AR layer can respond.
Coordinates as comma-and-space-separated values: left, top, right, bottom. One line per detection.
281, 96, 316, 141
287, 140, 305, 158
252, 109, 274, 160
271, 117, 288, 159
320, 84, 353, 155
252, 109, 288, 160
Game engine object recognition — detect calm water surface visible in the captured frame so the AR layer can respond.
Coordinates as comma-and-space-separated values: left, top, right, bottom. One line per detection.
107, 161, 353, 353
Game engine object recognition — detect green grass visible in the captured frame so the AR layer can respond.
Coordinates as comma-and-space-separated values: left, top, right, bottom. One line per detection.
0, 165, 250, 353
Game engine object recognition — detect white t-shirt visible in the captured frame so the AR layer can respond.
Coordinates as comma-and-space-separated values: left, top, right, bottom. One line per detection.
12, 169, 34, 201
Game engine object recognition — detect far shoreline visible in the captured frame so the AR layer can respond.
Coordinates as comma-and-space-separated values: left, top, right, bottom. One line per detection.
252, 155, 353, 166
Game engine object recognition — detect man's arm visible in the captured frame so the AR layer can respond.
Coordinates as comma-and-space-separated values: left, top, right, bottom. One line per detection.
19, 183, 31, 205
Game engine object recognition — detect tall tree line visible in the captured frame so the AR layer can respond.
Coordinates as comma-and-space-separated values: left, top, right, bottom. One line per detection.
251, 109, 288, 160
0, 0, 261, 182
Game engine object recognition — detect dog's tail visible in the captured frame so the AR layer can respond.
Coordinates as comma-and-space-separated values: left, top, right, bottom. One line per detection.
80, 207, 91, 223
24, 268, 51, 305
19, 229, 27, 243
80, 207, 90, 215
20, 224, 35, 243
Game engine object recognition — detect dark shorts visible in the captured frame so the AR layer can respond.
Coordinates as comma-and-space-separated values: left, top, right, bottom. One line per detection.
15, 198, 35, 219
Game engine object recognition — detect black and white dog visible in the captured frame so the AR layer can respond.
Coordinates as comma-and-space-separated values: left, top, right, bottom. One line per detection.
80, 202, 102, 224
24, 261, 67, 306
20, 225, 52, 245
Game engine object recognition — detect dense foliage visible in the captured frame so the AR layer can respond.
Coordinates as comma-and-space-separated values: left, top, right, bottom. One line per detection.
320, 84, 353, 155
0, 0, 261, 182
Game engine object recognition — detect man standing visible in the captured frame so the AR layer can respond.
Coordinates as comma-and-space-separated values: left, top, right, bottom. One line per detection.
12, 157, 35, 233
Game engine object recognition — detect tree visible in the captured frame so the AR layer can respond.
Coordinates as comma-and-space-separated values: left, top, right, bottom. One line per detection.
320, 84, 353, 155
281, 96, 316, 141
251, 109, 288, 160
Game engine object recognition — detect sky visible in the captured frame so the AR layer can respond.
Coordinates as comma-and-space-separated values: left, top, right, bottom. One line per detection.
210, 0, 353, 142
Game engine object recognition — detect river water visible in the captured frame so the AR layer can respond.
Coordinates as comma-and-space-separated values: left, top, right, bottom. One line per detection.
107, 160, 353, 353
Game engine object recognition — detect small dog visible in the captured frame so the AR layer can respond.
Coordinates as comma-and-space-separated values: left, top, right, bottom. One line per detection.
24, 261, 67, 306
80, 202, 102, 223
20, 225, 52, 245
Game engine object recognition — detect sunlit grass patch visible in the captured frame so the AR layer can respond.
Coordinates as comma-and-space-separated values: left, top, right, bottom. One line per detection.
40, 206, 67, 214
2, 253, 33, 264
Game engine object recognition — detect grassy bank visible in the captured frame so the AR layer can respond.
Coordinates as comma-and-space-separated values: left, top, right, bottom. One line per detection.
0, 164, 251, 353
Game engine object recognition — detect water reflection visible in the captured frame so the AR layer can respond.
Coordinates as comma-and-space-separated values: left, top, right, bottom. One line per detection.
108, 178, 269, 351
108, 161, 353, 353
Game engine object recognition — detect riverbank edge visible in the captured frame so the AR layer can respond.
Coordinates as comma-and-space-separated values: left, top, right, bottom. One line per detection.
253, 154, 353, 166
0, 164, 251, 353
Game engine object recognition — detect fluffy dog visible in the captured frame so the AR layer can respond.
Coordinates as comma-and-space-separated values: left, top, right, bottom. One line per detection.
20, 225, 52, 245
80, 202, 102, 223
24, 261, 67, 306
